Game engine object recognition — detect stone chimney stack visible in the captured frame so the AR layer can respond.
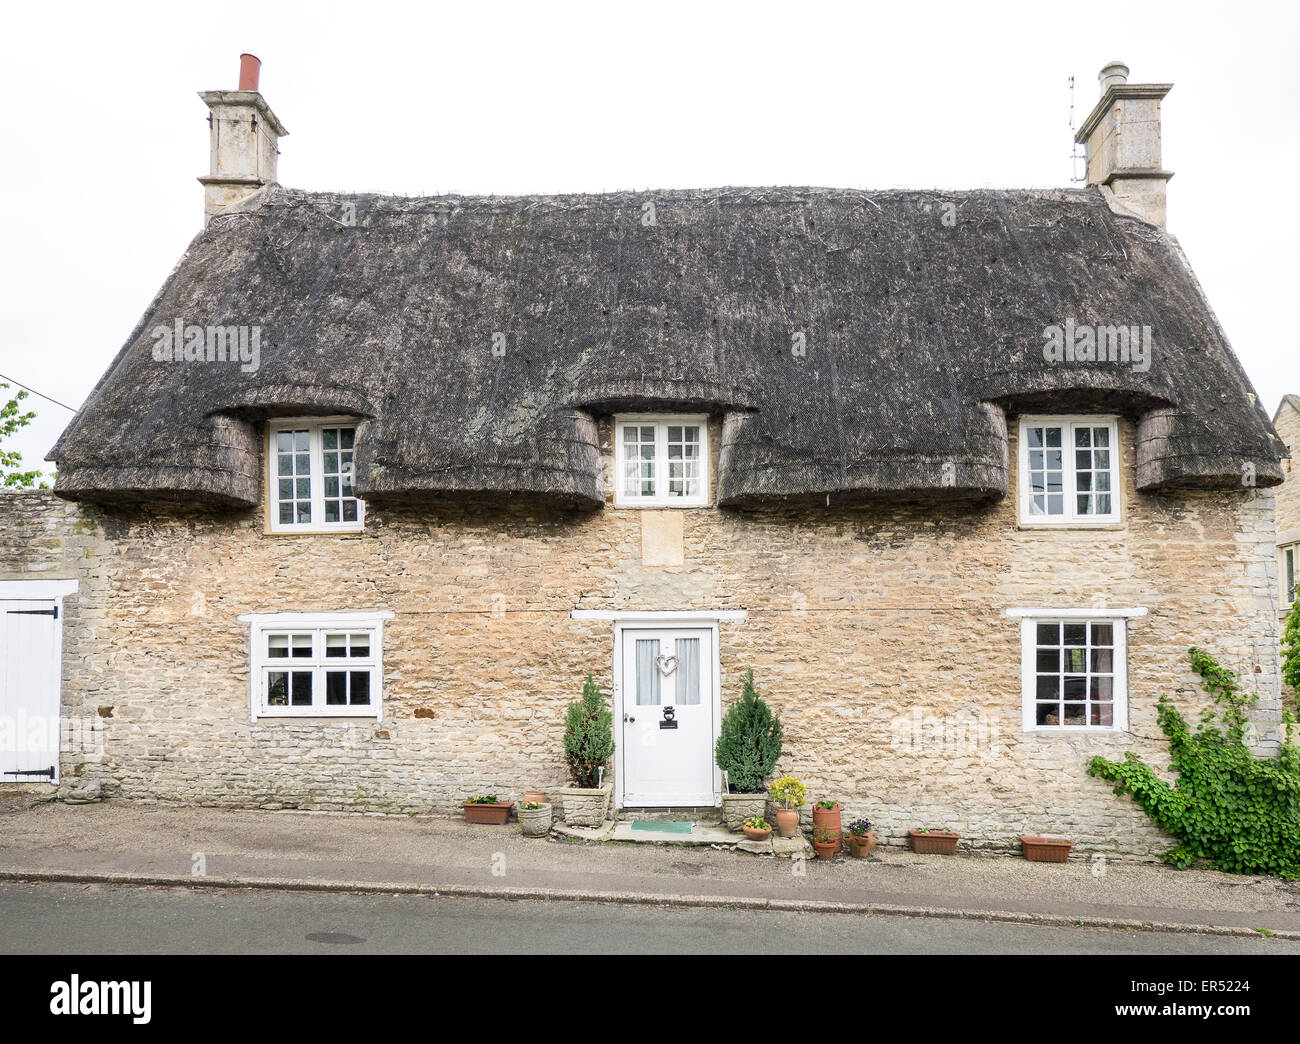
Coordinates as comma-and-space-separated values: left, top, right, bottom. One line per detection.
1074, 61, 1173, 227
198, 54, 288, 225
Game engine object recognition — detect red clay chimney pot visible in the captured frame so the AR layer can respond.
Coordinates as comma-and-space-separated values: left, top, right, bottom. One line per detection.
238, 53, 261, 92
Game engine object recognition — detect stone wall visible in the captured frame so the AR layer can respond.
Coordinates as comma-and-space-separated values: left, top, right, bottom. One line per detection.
0, 417, 1286, 856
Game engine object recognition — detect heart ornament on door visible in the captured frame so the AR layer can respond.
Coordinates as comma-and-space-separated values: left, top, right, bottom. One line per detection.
654, 653, 679, 677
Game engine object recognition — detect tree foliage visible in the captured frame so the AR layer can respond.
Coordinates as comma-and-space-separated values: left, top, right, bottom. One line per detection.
714, 668, 784, 793
564, 673, 615, 788
1, 383, 47, 489
1088, 647, 1300, 879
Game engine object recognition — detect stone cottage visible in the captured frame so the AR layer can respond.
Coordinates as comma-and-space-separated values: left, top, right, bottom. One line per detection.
1275, 395, 1299, 620
0, 58, 1290, 853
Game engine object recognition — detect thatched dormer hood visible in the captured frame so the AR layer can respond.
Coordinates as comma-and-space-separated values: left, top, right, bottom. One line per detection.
50, 184, 1284, 508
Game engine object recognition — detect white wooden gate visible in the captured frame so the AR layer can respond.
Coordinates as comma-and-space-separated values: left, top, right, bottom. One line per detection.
0, 581, 73, 784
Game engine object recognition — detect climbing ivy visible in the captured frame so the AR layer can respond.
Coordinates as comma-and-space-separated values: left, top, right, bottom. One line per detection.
1282, 598, 1300, 698
1087, 646, 1300, 880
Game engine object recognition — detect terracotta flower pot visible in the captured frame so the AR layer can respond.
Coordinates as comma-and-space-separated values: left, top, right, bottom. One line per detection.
848, 830, 877, 858
522, 790, 549, 806
908, 829, 960, 855
1020, 836, 1074, 862
812, 840, 838, 861
462, 801, 514, 825
775, 808, 800, 838
812, 802, 842, 835
743, 824, 773, 841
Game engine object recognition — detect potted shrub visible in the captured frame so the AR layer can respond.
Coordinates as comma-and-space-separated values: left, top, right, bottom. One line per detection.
847, 817, 876, 858
1020, 836, 1074, 862
555, 674, 616, 828
462, 795, 514, 825
715, 669, 783, 831
812, 825, 839, 860
908, 828, 960, 855
518, 801, 554, 838
742, 816, 773, 841
768, 775, 806, 838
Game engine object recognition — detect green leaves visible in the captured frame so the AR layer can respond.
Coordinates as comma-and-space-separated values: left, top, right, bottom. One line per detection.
564, 673, 615, 788
1088, 649, 1300, 880
714, 668, 783, 793
0, 383, 48, 489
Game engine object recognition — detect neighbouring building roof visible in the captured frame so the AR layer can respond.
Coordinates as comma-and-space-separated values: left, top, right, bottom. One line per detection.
50, 184, 1286, 508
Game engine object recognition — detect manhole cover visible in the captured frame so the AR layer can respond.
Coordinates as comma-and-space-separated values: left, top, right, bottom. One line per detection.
305, 932, 365, 945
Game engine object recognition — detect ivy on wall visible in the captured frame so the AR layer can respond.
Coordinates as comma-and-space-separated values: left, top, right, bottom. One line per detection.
1088, 647, 1300, 880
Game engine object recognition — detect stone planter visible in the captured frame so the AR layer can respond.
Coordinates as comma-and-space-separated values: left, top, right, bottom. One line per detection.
554, 783, 612, 828
518, 802, 554, 838
721, 792, 768, 832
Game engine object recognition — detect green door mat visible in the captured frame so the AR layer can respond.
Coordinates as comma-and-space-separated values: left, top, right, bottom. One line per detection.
630, 820, 693, 834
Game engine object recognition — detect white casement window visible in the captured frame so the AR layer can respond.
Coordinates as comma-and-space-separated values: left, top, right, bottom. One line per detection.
268, 418, 364, 532
1282, 544, 1297, 607
613, 415, 709, 507
241, 611, 394, 720
1018, 416, 1120, 525
1016, 615, 1131, 731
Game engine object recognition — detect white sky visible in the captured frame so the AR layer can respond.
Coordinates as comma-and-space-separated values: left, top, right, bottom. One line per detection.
1, 0, 1297, 475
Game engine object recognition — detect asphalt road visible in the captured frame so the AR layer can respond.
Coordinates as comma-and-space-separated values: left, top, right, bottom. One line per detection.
0, 881, 1295, 955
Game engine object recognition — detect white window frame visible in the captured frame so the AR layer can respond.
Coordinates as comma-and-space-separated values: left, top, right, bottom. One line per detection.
1017, 415, 1121, 526
1282, 543, 1298, 607
240, 611, 394, 721
612, 414, 709, 508
1015, 613, 1133, 733
267, 417, 365, 533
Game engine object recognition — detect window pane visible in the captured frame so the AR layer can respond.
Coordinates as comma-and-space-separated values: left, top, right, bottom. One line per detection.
1090, 648, 1113, 673
1061, 703, 1087, 726
1035, 676, 1059, 700
634, 640, 661, 706
1045, 428, 1061, 448
1036, 623, 1059, 645
323, 429, 338, 450
290, 671, 312, 706
350, 671, 370, 705
1036, 649, 1059, 672
326, 634, 347, 657
1027, 427, 1043, 449
1090, 703, 1113, 726
340, 429, 355, 450
326, 671, 347, 705
276, 432, 293, 453
1036, 703, 1061, 726
1092, 623, 1113, 646
291, 635, 312, 657
294, 431, 310, 452
268, 634, 289, 658
350, 634, 370, 657
1063, 624, 1087, 646
267, 672, 288, 705
675, 638, 701, 705
1062, 676, 1087, 700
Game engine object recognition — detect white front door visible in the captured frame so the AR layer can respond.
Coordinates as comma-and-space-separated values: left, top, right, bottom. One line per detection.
620, 627, 717, 806
0, 599, 62, 783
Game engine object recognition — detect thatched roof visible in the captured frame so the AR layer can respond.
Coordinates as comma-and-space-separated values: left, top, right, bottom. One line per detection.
50, 184, 1284, 507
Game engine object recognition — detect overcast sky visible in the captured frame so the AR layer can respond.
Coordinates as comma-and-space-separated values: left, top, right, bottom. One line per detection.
1, 0, 1296, 476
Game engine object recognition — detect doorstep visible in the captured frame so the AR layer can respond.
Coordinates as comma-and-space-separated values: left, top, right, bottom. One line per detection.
611, 819, 738, 845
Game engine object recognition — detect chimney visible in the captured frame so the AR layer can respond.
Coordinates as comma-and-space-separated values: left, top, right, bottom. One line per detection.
1074, 61, 1173, 227
198, 54, 289, 225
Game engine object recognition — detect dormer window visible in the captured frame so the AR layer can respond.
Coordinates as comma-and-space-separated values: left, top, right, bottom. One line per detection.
613, 415, 708, 507
1018, 416, 1120, 525
267, 418, 364, 532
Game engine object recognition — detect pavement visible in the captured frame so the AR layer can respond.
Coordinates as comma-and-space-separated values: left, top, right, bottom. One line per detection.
1, 800, 1298, 940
